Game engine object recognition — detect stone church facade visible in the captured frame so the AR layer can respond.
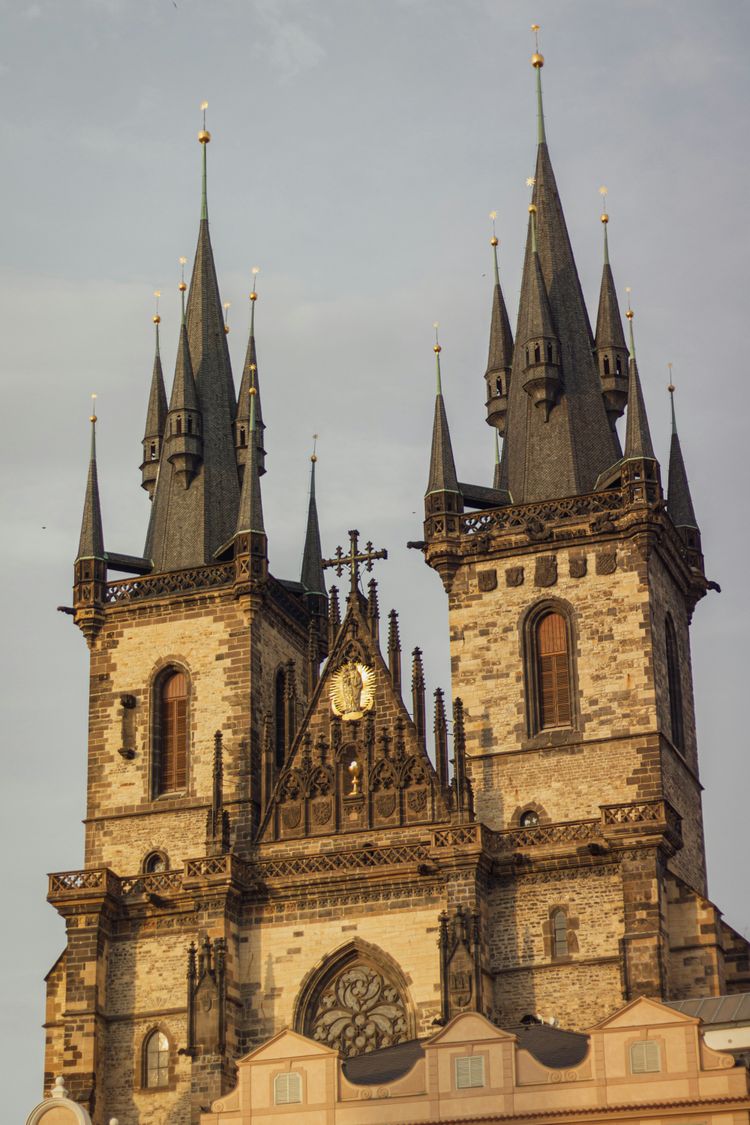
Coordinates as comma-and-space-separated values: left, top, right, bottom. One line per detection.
42, 46, 749, 1125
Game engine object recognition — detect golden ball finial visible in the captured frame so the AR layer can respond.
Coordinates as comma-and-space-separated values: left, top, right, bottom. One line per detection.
311, 453, 318, 463
178, 282, 187, 292
625, 308, 634, 320
490, 235, 499, 247
433, 343, 442, 353
249, 385, 257, 396
249, 290, 258, 301
531, 52, 544, 68
153, 313, 161, 324
601, 212, 609, 224
668, 383, 675, 394
199, 130, 211, 143
528, 202, 537, 214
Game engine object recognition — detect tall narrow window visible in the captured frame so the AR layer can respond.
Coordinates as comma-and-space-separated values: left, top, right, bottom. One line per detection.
274, 668, 286, 770
552, 909, 569, 958
156, 671, 188, 795
537, 612, 572, 729
143, 1029, 170, 1088
665, 615, 684, 752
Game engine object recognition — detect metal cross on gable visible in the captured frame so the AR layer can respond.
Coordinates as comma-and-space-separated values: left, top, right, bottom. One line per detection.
322, 529, 388, 597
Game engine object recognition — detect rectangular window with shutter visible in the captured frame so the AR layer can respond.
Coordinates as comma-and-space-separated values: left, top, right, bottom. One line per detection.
537, 612, 572, 729
630, 1041, 661, 1074
274, 1071, 302, 1104
455, 1054, 485, 1089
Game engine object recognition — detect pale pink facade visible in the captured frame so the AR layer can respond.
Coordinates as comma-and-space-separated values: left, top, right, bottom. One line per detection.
199, 997, 750, 1125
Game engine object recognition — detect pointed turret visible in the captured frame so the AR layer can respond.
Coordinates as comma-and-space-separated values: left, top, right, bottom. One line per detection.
236, 269, 266, 479
141, 304, 168, 497
300, 444, 326, 606
667, 380, 703, 569
164, 293, 203, 488
233, 372, 267, 584
77, 405, 105, 563
426, 330, 460, 496
424, 329, 463, 588
520, 204, 562, 421
74, 400, 107, 644
594, 195, 629, 431
145, 109, 240, 571
484, 216, 514, 434
500, 44, 618, 502
621, 301, 661, 505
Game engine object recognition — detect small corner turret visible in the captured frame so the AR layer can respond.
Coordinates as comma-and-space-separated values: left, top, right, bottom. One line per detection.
140, 297, 168, 497
520, 201, 562, 421
233, 372, 267, 587
621, 297, 661, 506
424, 328, 463, 589
594, 192, 629, 429
484, 213, 514, 433
164, 289, 203, 488
236, 268, 266, 480
667, 376, 704, 574
74, 399, 106, 645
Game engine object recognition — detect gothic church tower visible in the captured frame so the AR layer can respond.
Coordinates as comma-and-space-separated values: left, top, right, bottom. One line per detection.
44, 48, 749, 1125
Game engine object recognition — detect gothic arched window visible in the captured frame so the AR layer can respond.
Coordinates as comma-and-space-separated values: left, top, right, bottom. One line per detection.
153, 669, 188, 797
520, 809, 540, 828
665, 614, 684, 753
274, 667, 286, 769
142, 1029, 170, 1088
552, 908, 569, 958
536, 611, 572, 729
142, 850, 168, 874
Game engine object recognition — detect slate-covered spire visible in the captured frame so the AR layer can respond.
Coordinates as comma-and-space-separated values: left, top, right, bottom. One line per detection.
141, 302, 168, 497
667, 380, 698, 531
500, 44, 618, 502
484, 215, 514, 434
666, 378, 702, 569
145, 112, 240, 570
164, 292, 203, 488
235, 376, 265, 537
300, 441, 326, 608
236, 269, 266, 479
426, 328, 460, 496
520, 203, 562, 421
623, 304, 655, 463
77, 400, 105, 562
594, 194, 629, 431
619, 300, 661, 506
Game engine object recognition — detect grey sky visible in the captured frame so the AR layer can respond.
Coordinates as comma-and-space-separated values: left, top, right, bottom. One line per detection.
2, 0, 749, 1117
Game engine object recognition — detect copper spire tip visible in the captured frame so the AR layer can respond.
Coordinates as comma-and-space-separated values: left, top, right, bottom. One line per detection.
433, 321, 441, 353
90, 392, 97, 424
199, 100, 210, 142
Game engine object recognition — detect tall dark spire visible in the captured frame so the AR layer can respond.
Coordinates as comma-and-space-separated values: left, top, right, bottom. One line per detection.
300, 440, 326, 605
667, 379, 698, 531
594, 193, 629, 432
623, 304, 655, 463
484, 214, 514, 434
236, 269, 266, 479
500, 44, 618, 502
141, 301, 168, 497
77, 400, 105, 562
145, 111, 240, 570
426, 328, 460, 496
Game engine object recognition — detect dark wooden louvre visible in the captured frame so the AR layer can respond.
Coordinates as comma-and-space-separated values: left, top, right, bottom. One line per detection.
665, 615, 684, 752
160, 671, 188, 793
537, 612, 571, 728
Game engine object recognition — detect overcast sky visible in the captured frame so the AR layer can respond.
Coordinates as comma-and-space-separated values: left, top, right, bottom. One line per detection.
2, 0, 749, 1118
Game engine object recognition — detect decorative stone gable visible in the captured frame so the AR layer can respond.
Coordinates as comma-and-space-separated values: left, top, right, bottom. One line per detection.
259, 588, 451, 842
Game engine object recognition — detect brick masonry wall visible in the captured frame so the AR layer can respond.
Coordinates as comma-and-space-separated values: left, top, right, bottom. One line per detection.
488, 864, 624, 1028
84, 589, 308, 875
